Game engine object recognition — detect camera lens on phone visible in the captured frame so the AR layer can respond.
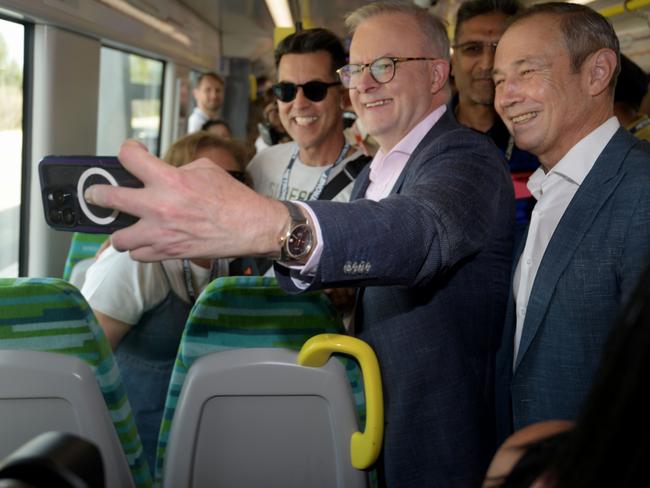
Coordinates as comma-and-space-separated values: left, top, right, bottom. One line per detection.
53, 191, 67, 206
62, 208, 75, 225
48, 208, 62, 223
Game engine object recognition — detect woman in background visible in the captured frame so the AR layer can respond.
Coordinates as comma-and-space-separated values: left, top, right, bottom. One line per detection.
201, 118, 232, 139
81, 131, 248, 471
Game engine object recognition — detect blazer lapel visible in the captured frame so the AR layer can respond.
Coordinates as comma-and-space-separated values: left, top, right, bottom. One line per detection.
390, 110, 458, 195
514, 128, 636, 370
351, 164, 371, 200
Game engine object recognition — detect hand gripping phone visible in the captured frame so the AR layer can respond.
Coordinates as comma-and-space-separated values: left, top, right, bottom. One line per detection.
39, 155, 143, 233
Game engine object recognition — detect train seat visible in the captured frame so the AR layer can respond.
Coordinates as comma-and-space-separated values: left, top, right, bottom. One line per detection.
61, 232, 108, 285
0, 277, 153, 488
154, 276, 369, 486
0, 350, 119, 487
162, 334, 384, 488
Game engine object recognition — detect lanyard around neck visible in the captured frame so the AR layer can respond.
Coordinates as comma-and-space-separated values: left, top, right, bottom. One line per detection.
182, 259, 219, 305
279, 142, 350, 201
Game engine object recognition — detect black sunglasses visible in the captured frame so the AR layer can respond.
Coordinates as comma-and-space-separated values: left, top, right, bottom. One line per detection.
272, 80, 341, 103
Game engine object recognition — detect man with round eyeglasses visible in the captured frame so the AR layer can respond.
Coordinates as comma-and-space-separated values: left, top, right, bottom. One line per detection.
85, 3, 514, 485
248, 28, 368, 205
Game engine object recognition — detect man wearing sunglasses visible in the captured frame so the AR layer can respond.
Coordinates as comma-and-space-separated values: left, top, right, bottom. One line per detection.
451, 0, 539, 249
86, 2, 513, 486
248, 28, 367, 204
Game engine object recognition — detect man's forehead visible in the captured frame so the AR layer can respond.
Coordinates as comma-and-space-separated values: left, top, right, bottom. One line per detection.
199, 77, 222, 88
457, 12, 508, 40
501, 13, 559, 43
495, 17, 562, 68
277, 51, 334, 78
279, 51, 332, 65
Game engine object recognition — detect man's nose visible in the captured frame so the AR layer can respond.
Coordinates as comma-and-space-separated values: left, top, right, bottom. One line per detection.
478, 46, 497, 71
292, 86, 311, 107
354, 67, 378, 94
495, 78, 521, 109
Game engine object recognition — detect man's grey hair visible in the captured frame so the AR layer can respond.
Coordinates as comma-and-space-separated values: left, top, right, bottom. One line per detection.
511, 2, 620, 90
345, 1, 450, 60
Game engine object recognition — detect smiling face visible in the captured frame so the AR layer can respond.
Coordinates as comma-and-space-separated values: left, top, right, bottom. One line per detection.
493, 14, 597, 167
348, 12, 448, 151
276, 51, 345, 164
452, 12, 508, 107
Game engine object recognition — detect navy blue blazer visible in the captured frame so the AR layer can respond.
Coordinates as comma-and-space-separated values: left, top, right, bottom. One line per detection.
495, 128, 650, 443
277, 110, 514, 487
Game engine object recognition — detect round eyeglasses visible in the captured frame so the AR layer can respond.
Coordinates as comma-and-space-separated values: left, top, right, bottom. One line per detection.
336, 56, 438, 89
272, 80, 341, 103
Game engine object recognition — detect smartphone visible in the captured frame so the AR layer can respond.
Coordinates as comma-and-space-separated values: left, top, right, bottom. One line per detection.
39, 155, 143, 233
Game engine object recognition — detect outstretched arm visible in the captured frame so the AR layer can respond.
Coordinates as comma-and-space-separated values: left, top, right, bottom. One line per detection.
84, 140, 289, 262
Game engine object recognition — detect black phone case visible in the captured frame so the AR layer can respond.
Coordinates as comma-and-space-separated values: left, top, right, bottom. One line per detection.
39, 155, 143, 234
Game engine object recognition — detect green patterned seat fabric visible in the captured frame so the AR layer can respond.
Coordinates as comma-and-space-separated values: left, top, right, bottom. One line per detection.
154, 276, 366, 486
0, 277, 153, 488
62, 232, 108, 281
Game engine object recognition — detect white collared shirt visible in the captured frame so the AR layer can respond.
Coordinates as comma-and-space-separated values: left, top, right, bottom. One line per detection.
512, 117, 620, 364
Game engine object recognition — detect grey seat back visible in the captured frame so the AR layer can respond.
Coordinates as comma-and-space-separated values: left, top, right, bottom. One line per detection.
162, 348, 367, 488
0, 350, 135, 488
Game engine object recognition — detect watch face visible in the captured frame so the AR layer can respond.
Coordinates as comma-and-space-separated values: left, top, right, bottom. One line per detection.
287, 224, 313, 259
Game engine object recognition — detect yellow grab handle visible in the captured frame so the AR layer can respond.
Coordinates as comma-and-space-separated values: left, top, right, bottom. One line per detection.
297, 333, 383, 470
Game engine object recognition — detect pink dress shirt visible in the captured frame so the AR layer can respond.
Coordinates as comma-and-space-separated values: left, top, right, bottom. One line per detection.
292, 105, 447, 279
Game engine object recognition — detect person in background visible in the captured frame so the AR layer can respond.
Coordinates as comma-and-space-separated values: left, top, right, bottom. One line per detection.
451, 0, 539, 247
81, 132, 248, 471
492, 1, 650, 446
84, 2, 514, 484
248, 28, 369, 310
247, 28, 369, 204
613, 54, 650, 141
201, 118, 232, 138
254, 89, 291, 153
188, 72, 224, 133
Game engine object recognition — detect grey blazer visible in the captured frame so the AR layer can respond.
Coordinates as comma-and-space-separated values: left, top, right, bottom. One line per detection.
495, 128, 650, 442
277, 110, 514, 487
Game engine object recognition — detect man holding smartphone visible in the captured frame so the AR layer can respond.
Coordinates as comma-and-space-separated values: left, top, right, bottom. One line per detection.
85, 2, 513, 484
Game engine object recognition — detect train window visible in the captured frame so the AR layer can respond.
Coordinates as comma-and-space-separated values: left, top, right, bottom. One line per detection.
0, 18, 24, 277
97, 47, 164, 155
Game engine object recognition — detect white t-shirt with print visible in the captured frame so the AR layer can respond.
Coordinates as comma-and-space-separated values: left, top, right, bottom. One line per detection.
81, 246, 221, 325
247, 141, 363, 202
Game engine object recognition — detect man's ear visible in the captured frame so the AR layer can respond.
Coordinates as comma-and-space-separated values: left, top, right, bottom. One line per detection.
585, 48, 617, 97
431, 59, 451, 95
